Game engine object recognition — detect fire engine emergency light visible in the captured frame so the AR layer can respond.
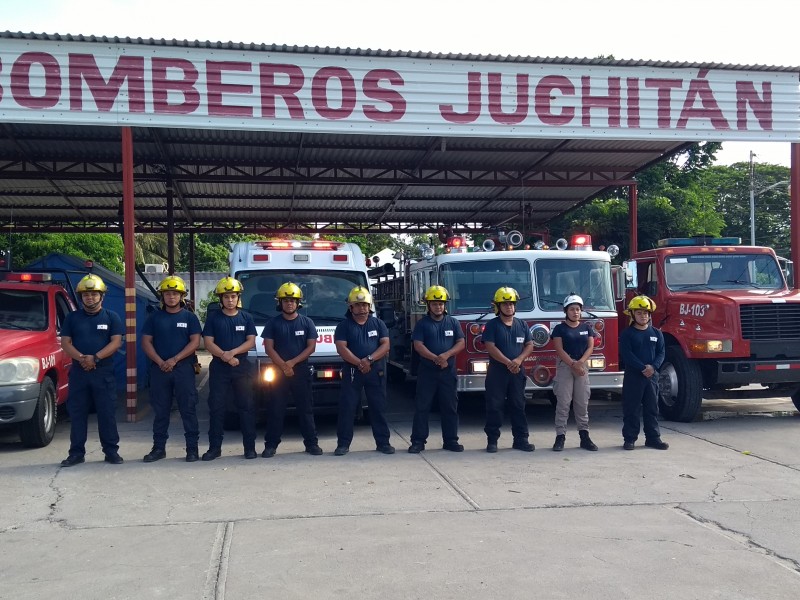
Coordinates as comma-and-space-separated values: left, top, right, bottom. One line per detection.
658, 237, 742, 248
571, 234, 592, 250
3, 272, 52, 282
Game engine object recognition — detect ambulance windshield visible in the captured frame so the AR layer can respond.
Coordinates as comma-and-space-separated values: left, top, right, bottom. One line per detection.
237, 270, 369, 324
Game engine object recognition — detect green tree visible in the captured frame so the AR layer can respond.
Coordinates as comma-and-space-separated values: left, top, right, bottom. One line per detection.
8, 233, 125, 272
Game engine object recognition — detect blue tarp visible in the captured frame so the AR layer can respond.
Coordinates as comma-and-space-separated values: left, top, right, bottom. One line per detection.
24, 253, 160, 389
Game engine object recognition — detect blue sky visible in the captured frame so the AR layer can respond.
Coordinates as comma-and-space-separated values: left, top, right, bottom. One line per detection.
3, 0, 796, 166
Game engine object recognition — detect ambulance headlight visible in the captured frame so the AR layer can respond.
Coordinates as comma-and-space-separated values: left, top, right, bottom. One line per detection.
262, 365, 277, 383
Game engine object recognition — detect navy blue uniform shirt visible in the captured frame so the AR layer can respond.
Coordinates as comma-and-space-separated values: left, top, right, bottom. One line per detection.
261, 313, 318, 363
202, 309, 257, 355
334, 313, 389, 362
482, 317, 531, 365
551, 321, 599, 361
62, 307, 124, 367
142, 308, 202, 361
412, 314, 464, 372
620, 325, 665, 373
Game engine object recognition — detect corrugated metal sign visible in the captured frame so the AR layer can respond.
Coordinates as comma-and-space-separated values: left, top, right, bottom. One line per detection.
0, 37, 798, 141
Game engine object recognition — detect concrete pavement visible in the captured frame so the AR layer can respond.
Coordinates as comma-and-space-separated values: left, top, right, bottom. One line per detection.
2, 380, 800, 599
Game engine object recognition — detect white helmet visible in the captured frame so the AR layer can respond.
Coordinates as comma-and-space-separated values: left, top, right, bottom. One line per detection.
563, 294, 584, 309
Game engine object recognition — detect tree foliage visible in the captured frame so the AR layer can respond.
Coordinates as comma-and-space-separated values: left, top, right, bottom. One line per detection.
7, 233, 125, 272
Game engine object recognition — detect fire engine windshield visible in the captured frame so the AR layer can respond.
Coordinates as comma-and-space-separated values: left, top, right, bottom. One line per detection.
534, 259, 614, 311
237, 270, 369, 324
664, 253, 784, 290
0, 290, 47, 331
439, 259, 534, 314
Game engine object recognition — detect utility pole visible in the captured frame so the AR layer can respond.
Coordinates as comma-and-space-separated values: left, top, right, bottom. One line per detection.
749, 150, 756, 246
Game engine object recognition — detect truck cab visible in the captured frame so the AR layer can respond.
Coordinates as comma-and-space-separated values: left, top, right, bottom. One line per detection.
0, 272, 76, 447
622, 237, 800, 421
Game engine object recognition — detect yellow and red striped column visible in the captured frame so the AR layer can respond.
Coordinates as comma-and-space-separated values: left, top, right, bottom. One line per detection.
122, 127, 138, 422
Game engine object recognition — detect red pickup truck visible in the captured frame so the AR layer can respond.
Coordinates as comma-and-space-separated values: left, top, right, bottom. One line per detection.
0, 272, 76, 447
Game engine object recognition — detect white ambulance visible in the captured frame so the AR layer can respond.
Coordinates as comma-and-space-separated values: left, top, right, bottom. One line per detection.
229, 240, 371, 417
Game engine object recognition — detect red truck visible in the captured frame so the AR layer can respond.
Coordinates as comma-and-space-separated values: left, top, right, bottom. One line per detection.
622, 237, 800, 422
0, 272, 76, 447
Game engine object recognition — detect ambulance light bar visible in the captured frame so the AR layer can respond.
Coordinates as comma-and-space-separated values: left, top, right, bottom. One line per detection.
254, 240, 343, 250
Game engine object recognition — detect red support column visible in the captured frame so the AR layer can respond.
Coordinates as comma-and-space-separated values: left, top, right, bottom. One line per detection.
122, 127, 138, 422
629, 184, 638, 254
791, 143, 800, 290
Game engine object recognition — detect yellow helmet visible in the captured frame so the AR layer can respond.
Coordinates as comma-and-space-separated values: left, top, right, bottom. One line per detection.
76, 274, 107, 294
493, 287, 520, 304
157, 275, 187, 295
625, 295, 657, 315
214, 276, 244, 296
347, 286, 373, 307
276, 282, 303, 301
424, 285, 449, 302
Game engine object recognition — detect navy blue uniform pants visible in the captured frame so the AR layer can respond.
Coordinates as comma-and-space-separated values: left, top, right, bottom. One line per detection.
484, 364, 529, 443
622, 372, 662, 442
337, 365, 390, 448
264, 365, 318, 448
207, 359, 256, 450
66, 365, 119, 458
411, 365, 459, 446
149, 360, 199, 450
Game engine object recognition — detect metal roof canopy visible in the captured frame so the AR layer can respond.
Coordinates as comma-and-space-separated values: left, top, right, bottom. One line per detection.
0, 32, 798, 236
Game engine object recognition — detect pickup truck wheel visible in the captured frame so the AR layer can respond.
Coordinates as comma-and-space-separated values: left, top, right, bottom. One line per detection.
658, 346, 703, 422
791, 388, 800, 412
20, 377, 57, 448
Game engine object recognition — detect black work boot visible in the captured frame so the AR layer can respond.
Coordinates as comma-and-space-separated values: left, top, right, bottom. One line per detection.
143, 447, 166, 463
579, 430, 598, 451
552, 434, 565, 452
185, 447, 200, 462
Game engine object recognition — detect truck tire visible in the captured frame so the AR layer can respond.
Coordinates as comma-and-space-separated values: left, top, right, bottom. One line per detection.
658, 346, 703, 422
791, 388, 800, 412
19, 377, 57, 448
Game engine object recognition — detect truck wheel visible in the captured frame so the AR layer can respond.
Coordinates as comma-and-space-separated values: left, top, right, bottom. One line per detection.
19, 377, 57, 448
791, 389, 800, 412
658, 346, 703, 422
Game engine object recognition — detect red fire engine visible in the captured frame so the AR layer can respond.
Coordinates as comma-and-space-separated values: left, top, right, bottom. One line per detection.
373, 234, 624, 397
622, 236, 800, 421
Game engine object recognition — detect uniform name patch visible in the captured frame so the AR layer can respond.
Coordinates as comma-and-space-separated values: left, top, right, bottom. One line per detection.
580, 330, 588, 336
516, 336, 524, 343
235, 325, 245, 331
368, 330, 377, 337
650, 336, 658, 342
177, 322, 187, 328
295, 330, 305, 336
445, 330, 454, 336
97, 324, 108, 330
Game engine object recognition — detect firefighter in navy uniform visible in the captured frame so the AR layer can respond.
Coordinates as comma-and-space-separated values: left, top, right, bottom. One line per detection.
140, 275, 202, 462
201, 277, 257, 460
59, 274, 124, 467
408, 285, 466, 453
333, 286, 393, 456
619, 295, 669, 451
482, 287, 535, 453
260, 282, 323, 457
